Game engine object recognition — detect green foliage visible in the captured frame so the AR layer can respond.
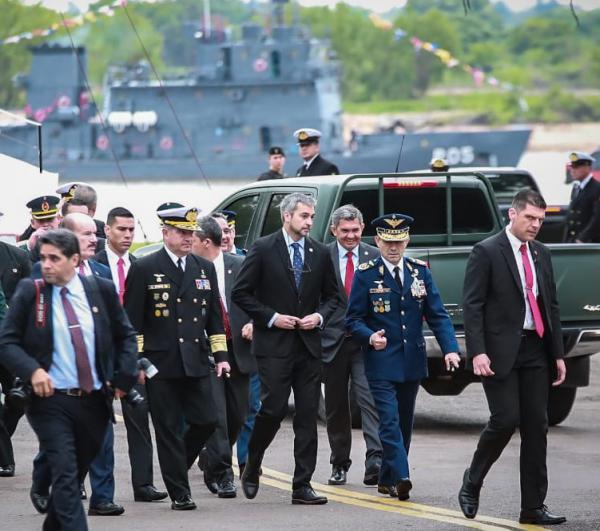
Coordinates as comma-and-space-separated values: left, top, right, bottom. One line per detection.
0, 0, 56, 107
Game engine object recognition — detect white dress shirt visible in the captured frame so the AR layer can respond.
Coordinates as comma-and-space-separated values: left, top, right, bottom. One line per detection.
381, 256, 405, 286
506, 227, 538, 330
105, 246, 131, 293
213, 250, 227, 311
164, 246, 186, 271
303, 154, 319, 171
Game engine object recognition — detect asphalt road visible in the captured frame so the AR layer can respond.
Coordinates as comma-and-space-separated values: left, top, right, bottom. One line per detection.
1, 354, 599, 531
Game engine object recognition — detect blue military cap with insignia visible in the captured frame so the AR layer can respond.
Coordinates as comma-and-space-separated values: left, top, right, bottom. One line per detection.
216, 209, 237, 227
293, 128, 322, 146
26, 195, 60, 220
371, 213, 414, 241
430, 158, 449, 172
157, 206, 200, 231
568, 151, 595, 166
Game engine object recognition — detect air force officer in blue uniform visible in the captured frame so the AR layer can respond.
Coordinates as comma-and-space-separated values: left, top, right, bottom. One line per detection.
346, 213, 460, 501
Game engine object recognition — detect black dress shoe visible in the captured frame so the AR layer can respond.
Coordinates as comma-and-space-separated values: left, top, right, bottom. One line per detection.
519, 505, 566, 525
377, 485, 398, 498
395, 478, 412, 501
363, 464, 380, 486
80, 482, 87, 500
291, 486, 328, 505
328, 466, 347, 485
241, 462, 260, 500
458, 468, 480, 520
217, 479, 237, 499
134, 485, 168, 502
171, 494, 196, 511
30, 488, 49, 514
88, 501, 125, 516
238, 462, 262, 478
0, 464, 15, 477
204, 470, 219, 494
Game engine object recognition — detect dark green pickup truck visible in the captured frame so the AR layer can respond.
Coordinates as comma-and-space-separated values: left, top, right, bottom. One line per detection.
212, 171, 600, 425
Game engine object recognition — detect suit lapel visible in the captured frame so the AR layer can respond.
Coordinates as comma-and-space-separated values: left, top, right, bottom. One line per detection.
498, 231, 522, 293
41, 283, 54, 347
300, 237, 315, 294
157, 248, 183, 287
330, 243, 343, 295
80, 276, 104, 373
275, 231, 298, 293
180, 255, 198, 295
223, 253, 234, 306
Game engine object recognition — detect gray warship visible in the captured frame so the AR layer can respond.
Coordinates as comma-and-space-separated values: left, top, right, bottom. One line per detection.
0, 2, 531, 181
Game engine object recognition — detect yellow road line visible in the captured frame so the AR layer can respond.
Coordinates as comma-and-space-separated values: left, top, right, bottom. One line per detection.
251, 464, 543, 531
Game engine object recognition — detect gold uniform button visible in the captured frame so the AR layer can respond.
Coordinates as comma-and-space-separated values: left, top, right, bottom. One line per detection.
401, 297, 404, 301
177, 298, 182, 303
402, 325, 407, 330
193, 317, 198, 322
403, 339, 407, 343
194, 338, 199, 343
179, 338, 184, 343
178, 318, 183, 323
193, 298, 198, 303
401, 311, 405, 316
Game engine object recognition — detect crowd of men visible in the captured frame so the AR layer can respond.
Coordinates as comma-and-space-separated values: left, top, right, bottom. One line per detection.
0, 146, 597, 530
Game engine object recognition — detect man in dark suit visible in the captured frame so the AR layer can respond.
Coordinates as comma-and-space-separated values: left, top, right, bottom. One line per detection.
0, 229, 138, 531
321, 205, 382, 487
294, 128, 339, 177
564, 151, 600, 243
191, 216, 256, 498
232, 192, 339, 505
212, 211, 246, 256
125, 205, 230, 511
0, 236, 32, 475
96, 207, 167, 503
458, 190, 567, 525
30, 212, 124, 516
346, 213, 459, 501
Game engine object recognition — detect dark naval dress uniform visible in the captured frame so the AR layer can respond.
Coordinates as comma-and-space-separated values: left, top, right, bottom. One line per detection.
346, 214, 458, 497
125, 207, 228, 507
258, 170, 284, 181
296, 154, 339, 177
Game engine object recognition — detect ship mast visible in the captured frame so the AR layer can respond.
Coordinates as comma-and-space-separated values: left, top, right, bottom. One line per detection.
203, 0, 211, 39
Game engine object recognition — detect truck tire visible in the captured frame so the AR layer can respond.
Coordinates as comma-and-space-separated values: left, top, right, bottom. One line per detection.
547, 387, 577, 426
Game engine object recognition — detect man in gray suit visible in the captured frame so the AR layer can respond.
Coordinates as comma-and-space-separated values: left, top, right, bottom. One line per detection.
192, 216, 255, 499
321, 205, 382, 486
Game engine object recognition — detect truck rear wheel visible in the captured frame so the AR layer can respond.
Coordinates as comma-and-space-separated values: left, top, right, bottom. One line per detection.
547, 387, 577, 426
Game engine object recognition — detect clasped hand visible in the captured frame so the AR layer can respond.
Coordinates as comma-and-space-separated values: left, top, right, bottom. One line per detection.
274, 313, 320, 330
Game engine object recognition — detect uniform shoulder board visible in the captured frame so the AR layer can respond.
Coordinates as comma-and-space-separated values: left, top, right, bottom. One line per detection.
358, 260, 375, 271
407, 256, 428, 267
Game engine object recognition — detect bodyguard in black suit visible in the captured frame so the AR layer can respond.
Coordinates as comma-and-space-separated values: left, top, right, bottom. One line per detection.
125, 206, 229, 511
563, 151, 600, 243
0, 229, 138, 531
232, 192, 339, 505
192, 217, 256, 498
320, 205, 382, 487
0, 239, 32, 473
96, 207, 167, 503
459, 190, 567, 526
293, 128, 340, 177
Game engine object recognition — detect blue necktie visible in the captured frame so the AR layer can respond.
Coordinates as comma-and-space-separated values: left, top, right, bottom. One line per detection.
291, 242, 303, 289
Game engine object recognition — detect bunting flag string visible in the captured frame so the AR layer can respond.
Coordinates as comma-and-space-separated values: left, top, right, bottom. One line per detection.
0, 0, 126, 46
369, 13, 514, 92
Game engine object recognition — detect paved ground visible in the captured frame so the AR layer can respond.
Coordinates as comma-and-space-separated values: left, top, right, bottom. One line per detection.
1, 353, 599, 530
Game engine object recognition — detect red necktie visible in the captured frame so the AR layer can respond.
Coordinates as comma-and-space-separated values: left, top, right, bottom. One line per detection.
117, 257, 126, 305
60, 287, 94, 392
219, 297, 232, 341
519, 243, 545, 338
79, 263, 86, 276
344, 251, 355, 298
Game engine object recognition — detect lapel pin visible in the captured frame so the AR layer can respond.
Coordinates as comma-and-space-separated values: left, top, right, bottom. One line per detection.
309, 247, 313, 252
92, 306, 99, 313
12, 268, 18, 273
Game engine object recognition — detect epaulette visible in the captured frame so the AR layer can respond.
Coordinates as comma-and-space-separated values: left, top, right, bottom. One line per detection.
406, 256, 428, 267
358, 260, 375, 271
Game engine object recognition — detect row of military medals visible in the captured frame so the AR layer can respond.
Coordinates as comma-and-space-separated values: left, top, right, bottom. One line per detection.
154, 291, 170, 318
371, 267, 427, 314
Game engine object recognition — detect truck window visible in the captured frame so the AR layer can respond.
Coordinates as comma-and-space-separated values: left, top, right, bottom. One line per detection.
340, 187, 494, 236
222, 194, 260, 248
486, 173, 537, 196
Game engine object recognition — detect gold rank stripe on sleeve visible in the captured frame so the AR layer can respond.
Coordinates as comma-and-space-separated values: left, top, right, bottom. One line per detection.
136, 334, 144, 354
209, 334, 228, 354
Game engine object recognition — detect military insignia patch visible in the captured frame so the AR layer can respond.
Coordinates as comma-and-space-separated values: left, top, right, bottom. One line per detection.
358, 260, 374, 271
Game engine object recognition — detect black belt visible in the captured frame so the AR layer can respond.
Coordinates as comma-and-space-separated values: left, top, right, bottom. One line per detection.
55, 388, 100, 397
